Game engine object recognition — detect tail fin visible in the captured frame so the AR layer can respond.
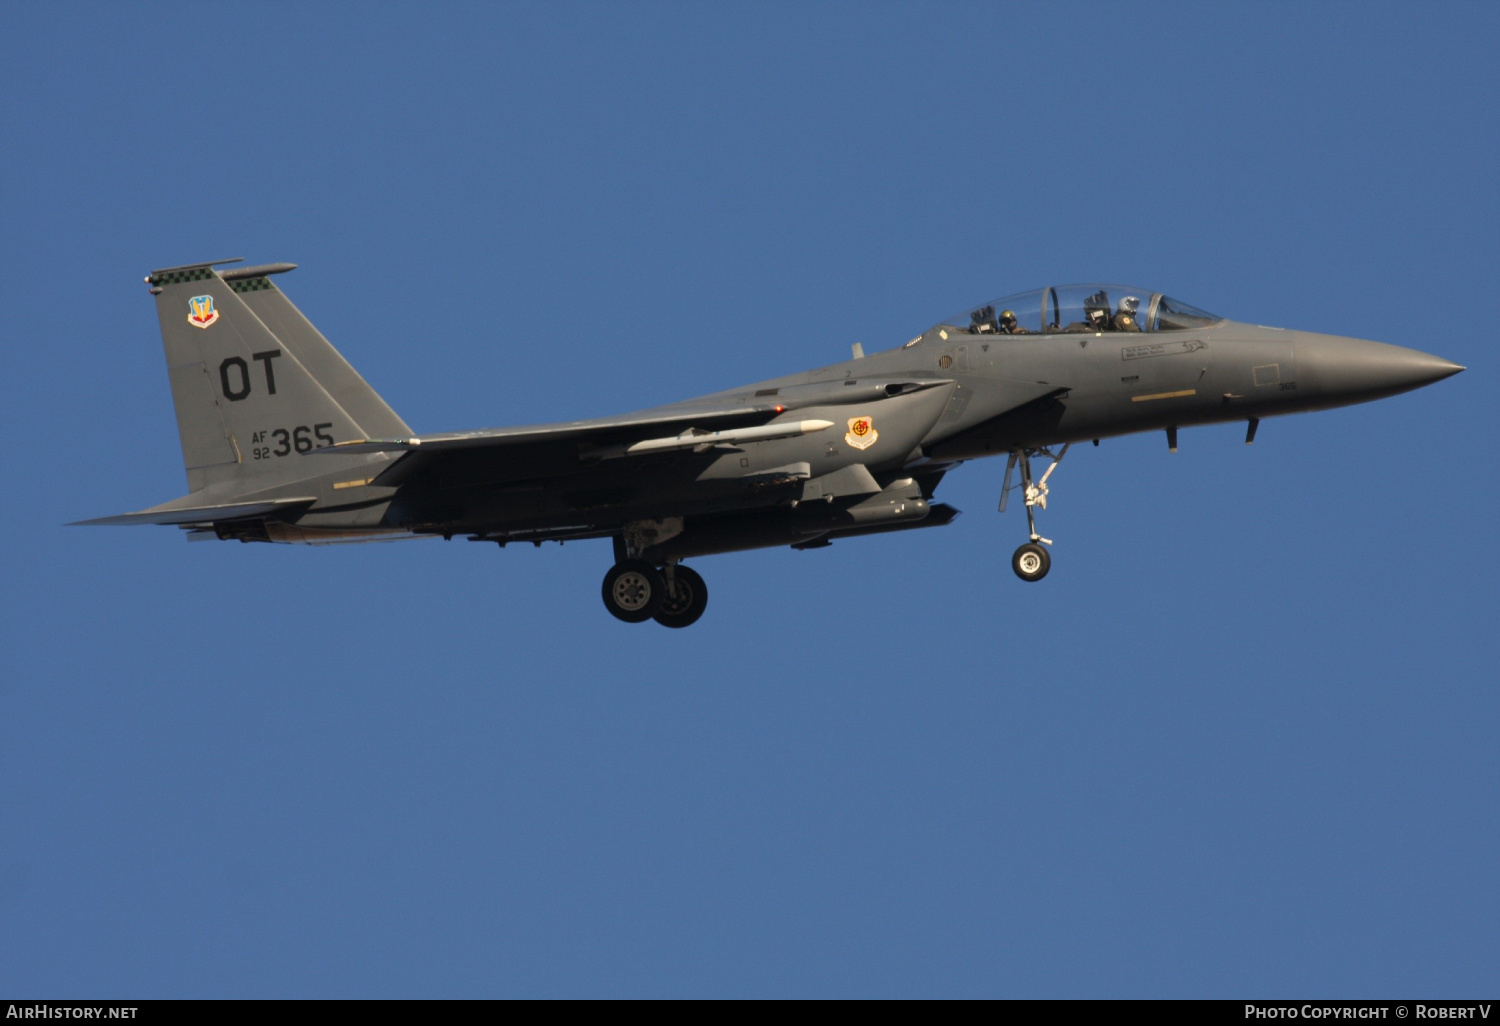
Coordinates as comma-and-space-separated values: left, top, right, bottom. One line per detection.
226, 264, 411, 439
148, 260, 397, 494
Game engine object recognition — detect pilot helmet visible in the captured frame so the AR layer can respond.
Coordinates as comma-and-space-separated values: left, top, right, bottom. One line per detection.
999, 309, 1018, 325
1119, 295, 1140, 314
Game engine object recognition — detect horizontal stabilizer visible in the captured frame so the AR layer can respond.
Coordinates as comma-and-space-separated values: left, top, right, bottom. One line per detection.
70, 497, 316, 527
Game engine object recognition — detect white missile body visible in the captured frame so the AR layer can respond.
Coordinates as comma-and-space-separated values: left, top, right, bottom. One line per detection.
587, 419, 836, 460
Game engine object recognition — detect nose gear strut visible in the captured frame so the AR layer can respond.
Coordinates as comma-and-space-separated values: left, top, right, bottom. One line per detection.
999, 443, 1069, 581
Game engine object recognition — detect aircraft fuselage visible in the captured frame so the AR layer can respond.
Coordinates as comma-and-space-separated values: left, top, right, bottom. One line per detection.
81, 266, 1463, 626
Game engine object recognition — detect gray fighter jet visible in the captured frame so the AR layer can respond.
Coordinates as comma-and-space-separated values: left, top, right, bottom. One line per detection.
76, 261, 1463, 627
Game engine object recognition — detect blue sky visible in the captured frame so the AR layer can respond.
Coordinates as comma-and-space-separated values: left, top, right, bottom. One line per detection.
1, 1, 1495, 997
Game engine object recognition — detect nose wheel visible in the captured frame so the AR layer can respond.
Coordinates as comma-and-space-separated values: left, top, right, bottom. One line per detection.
1012, 543, 1050, 582
1000, 444, 1069, 583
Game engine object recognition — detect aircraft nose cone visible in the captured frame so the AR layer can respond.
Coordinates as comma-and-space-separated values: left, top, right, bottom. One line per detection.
1295, 333, 1464, 404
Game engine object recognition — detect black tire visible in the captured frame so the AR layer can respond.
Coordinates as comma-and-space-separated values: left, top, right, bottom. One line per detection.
602, 560, 666, 623
653, 565, 709, 629
1011, 543, 1051, 582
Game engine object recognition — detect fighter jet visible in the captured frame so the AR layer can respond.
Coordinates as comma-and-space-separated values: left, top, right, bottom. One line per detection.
75, 261, 1463, 627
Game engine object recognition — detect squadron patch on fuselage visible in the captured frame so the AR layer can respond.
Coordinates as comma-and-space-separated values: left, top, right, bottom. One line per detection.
187, 295, 220, 329
845, 415, 878, 450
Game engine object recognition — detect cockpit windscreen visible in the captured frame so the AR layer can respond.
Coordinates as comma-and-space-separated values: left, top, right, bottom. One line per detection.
911, 285, 1221, 343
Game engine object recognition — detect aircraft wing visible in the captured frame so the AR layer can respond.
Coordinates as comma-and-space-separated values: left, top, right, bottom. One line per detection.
318, 377, 964, 456
318, 399, 791, 487
318, 398, 787, 456
326, 379, 961, 486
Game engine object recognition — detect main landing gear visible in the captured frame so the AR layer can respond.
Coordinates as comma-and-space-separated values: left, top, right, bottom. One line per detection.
601, 559, 709, 628
1000, 443, 1069, 583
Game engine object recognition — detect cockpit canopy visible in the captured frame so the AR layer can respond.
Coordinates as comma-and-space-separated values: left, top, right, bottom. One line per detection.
913, 285, 1220, 343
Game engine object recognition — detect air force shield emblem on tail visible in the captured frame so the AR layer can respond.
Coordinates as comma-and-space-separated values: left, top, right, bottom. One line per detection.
845, 415, 877, 450
187, 295, 219, 329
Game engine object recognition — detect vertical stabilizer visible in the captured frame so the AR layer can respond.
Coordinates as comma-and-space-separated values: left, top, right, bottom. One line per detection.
226, 266, 411, 438
148, 261, 391, 495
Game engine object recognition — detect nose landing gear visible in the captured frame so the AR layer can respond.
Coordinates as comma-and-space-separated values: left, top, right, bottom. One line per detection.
1000, 444, 1069, 583
1011, 542, 1050, 582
